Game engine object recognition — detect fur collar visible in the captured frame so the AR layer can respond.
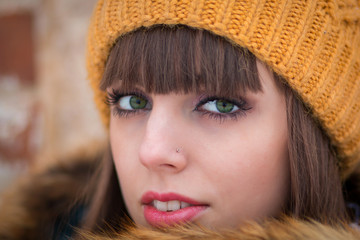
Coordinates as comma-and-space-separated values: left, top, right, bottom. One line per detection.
78, 219, 360, 240
0, 151, 359, 240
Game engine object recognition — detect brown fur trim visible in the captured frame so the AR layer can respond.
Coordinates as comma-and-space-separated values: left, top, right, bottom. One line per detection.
77, 218, 360, 240
0, 149, 102, 240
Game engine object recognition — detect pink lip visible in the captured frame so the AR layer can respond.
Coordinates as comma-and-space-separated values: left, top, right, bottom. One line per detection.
141, 191, 208, 227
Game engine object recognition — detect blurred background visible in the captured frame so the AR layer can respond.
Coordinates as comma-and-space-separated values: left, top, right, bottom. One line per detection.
0, 0, 106, 194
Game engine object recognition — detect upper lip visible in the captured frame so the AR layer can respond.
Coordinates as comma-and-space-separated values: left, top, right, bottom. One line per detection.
141, 191, 206, 205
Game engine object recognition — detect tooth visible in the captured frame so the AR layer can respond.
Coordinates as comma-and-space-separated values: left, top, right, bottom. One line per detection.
168, 200, 180, 211
181, 201, 190, 209
154, 200, 168, 212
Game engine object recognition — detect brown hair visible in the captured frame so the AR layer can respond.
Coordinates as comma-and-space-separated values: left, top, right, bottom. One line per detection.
283, 81, 347, 223
81, 25, 347, 232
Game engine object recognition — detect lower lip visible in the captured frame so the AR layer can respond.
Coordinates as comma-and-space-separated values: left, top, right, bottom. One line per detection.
143, 205, 207, 227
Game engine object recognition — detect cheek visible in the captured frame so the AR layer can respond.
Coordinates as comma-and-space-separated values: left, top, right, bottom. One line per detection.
110, 120, 149, 224
110, 117, 143, 169
214, 135, 289, 191
203, 114, 289, 222
109, 119, 142, 200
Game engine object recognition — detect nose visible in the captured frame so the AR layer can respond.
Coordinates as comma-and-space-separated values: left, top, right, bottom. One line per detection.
139, 102, 187, 173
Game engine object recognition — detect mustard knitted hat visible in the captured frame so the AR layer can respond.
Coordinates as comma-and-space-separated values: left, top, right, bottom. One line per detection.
86, 0, 360, 177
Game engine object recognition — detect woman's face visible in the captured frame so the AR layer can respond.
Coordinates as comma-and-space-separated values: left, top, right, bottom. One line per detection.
109, 60, 289, 228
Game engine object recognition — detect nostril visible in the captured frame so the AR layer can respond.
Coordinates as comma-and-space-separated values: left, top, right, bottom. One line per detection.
160, 163, 177, 169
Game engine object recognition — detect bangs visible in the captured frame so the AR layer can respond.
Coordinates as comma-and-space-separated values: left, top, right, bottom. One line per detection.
101, 25, 262, 97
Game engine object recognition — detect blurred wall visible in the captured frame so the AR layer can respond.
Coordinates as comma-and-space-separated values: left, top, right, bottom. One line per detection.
35, 0, 106, 160
0, 0, 105, 191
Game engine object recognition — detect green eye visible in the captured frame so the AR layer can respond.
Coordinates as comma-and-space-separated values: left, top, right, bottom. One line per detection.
129, 96, 147, 109
118, 95, 148, 110
201, 99, 239, 114
216, 100, 234, 113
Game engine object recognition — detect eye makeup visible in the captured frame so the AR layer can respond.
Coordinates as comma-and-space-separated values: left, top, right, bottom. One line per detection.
106, 89, 252, 122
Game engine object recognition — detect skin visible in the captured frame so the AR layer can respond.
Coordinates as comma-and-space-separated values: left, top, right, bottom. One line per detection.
109, 60, 290, 228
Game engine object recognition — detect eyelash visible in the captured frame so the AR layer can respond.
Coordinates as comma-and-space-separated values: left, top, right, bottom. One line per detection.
106, 90, 252, 121
106, 89, 150, 118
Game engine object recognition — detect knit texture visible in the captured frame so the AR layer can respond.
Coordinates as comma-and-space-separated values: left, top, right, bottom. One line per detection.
86, 0, 360, 178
